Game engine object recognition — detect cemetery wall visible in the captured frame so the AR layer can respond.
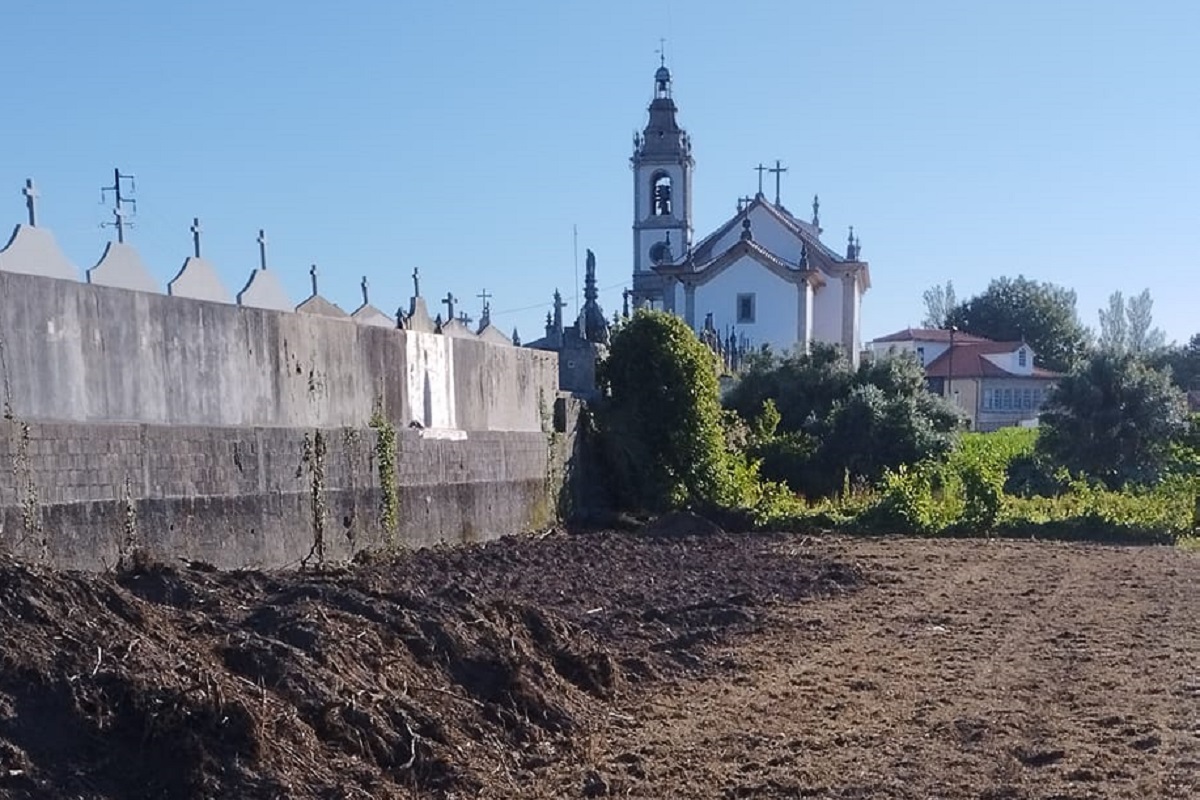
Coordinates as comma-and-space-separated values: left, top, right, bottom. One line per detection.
0, 418, 570, 570
0, 268, 572, 570
0, 270, 558, 432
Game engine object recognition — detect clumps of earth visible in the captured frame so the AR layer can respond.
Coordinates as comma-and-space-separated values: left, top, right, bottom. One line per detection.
0, 523, 858, 798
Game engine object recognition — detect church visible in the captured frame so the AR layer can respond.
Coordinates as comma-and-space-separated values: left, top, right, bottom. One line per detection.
629, 63, 871, 365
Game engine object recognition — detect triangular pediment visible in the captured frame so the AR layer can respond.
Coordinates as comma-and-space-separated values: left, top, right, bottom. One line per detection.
670, 238, 824, 289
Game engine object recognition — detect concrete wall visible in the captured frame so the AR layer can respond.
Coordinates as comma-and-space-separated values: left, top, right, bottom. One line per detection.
0, 268, 571, 570
0, 417, 570, 571
0, 270, 557, 432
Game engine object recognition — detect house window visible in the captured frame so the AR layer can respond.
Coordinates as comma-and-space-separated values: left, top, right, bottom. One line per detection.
916, 346, 925, 366
1034, 389, 1044, 408
983, 389, 993, 410
736, 293, 756, 323
1003, 388, 1013, 410
1018, 348, 1028, 368
1022, 389, 1033, 410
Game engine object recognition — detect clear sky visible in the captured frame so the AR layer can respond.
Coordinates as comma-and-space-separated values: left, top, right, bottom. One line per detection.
3, 1, 1198, 346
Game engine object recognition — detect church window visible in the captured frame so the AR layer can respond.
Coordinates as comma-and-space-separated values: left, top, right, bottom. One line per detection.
1018, 348, 1028, 368
651, 172, 673, 216
736, 293, 756, 324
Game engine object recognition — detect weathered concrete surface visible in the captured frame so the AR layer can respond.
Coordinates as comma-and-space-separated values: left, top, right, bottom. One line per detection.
0, 225, 79, 281
86, 242, 159, 293
237, 267, 293, 311
0, 270, 556, 433
168, 256, 232, 303
0, 419, 568, 570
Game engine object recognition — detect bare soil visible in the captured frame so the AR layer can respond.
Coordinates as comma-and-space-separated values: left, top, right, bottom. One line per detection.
0, 529, 1196, 799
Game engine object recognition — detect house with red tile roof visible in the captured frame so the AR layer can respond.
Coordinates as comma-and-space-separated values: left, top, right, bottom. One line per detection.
871, 328, 1061, 431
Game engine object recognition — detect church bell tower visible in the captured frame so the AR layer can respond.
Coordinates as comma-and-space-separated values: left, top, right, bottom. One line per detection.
631, 61, 693, 309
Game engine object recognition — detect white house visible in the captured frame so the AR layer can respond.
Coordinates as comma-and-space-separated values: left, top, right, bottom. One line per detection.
628, 63, 871, 364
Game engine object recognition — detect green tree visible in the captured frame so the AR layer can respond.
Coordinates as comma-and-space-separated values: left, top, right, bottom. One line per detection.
1097, 288, 1166, 356
1036, 352, 1188, 488
1166, 334, 1200, 390
725, 346, 962, 496
595, 309, 737, 510
921, 280, 957, 329
946, 276, 1089, 373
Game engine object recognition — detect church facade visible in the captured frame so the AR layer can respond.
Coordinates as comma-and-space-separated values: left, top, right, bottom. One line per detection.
629, 64, 871, 364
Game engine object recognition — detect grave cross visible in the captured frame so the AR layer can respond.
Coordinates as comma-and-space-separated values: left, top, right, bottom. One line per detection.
412, 266, 420, 297
477, 288, 492, 321
309, 264, 319, 297
22, 179, 38, 227
257, 229, 269, 270
361, 276, 370, 306
190, 217, 203, 258
768, 159, 788, 205
754, 163, 767, 196
442, 292, 457, 320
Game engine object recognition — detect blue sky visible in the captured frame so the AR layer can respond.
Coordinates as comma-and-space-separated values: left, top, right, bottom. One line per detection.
3, 1, 1198, 346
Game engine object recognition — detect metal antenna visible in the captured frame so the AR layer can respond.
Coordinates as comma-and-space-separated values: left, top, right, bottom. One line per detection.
100, 167, 136, 243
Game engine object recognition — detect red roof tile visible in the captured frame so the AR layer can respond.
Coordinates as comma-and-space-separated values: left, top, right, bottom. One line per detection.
872, 327, 993, 345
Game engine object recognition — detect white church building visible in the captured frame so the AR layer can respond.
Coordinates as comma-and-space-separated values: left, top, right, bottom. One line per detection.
629, 64, 871, 364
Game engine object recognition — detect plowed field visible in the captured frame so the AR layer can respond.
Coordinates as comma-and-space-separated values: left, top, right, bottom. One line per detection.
0, 525, 1196, 799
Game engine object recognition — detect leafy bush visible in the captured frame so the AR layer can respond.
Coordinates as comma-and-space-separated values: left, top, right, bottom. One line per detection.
724, 347, 962, 497
1037, 352, 1189, 489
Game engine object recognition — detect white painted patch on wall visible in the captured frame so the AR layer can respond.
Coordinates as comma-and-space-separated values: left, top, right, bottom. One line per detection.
405, 331, 457, 430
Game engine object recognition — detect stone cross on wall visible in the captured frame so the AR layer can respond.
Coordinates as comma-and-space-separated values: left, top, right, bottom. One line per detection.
257, 229, 268, 270
190, 217, 203, 258
310, 264, 319, 297
22, 179, 38, 227
442, 292, 457, 320
412, 266, 420, 297
477, 288, 492, 323
768, 159, 788, 205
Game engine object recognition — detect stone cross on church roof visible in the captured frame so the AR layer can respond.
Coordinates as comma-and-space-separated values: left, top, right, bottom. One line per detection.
768, 159, 788, 205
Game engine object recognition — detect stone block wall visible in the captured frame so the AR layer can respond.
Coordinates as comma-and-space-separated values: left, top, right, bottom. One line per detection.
0, 418, 567, 571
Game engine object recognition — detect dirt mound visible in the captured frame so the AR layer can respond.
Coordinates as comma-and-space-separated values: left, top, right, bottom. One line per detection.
0, 531, 854, 798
